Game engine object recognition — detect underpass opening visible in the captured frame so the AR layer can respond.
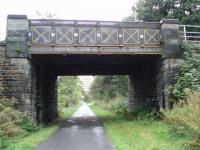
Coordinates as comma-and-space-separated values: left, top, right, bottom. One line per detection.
31, 54, 161, 123
3, 16, 181, 122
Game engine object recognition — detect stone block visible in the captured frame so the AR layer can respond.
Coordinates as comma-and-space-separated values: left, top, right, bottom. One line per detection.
6, 15, 28, 58
161, 19, 180, 58
7, 19, 28, 31
6, 41, 28, 57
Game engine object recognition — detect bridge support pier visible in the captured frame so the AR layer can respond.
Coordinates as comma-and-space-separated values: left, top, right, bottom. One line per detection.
157, 19, 181, 109
129, 63, 157, 110
0, 43, 34, 117
156, 58, 181, 109
35, 64, 58, 123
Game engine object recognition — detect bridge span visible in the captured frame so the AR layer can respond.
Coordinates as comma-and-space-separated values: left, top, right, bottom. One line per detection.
0, 15, 181, 122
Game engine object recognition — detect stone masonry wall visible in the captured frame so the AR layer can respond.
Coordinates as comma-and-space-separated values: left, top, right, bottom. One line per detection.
129, 62, 158, 110
0, 42, 34, 117
31, 61, 58, 123
156, 58, 181, 109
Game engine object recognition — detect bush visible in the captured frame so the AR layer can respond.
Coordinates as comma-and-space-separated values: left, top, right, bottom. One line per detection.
95, 97, 157, 120
89, 76, 128, 101
163, 90, 200, 149
57, 76, 83, 114
0, 98, 38, 149
116, 104, 157, 120
171, 43, 200, 99
94, 97, 125, 112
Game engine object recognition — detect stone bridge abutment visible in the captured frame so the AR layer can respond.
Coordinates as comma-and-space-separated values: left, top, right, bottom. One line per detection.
0, 15, 181, 123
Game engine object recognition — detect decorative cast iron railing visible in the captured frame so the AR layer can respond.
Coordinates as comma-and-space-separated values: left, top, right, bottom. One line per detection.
28, 20, 161, 48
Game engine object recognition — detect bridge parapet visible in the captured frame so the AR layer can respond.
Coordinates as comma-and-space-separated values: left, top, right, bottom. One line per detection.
28, 20, 161, 54
29, 19, 161, 47
7, 15, 191, 58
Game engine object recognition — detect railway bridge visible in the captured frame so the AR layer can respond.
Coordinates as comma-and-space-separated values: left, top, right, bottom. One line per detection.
0, 15, 182, 122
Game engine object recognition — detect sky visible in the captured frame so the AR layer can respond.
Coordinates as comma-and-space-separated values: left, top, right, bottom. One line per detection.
0, 0, 137, 40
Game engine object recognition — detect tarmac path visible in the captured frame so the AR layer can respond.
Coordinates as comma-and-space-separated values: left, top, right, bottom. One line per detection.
35, 103, 113, 150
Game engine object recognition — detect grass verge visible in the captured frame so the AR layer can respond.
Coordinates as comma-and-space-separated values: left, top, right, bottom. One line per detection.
91, 105, 188, 150
3, 106, 78, 150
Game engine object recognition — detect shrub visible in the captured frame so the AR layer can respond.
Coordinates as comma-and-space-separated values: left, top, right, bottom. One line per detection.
171, 43, 200, 99
95, 97, 157, 120
0, 98, 38, 149
18, 116, 38, 133
57, 76, 83, 114
116, 104, 157, 120
163, 90, 200, 149
94, 97, 125, 112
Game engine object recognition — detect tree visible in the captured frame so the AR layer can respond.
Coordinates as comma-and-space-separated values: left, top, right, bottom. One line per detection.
136, 0, 200, 24
57, 76, 83, 108
36, 10, 57, 19
123, 6, 137, 21
89, 75, 128, 101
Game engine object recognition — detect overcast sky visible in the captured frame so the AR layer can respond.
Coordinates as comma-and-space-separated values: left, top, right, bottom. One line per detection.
0, 0, 137, 40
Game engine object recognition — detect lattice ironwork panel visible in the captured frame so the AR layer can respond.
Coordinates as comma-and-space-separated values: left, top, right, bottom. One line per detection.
144, 29, 160, 45
101, 28, 118, 44
31, 26, 51, 44
55, 27, 74, 44
79, 27, 96, 45
123, 28, 139, 44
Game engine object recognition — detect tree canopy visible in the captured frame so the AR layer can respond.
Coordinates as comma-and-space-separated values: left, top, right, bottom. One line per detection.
89, 75, 128, 101
57, 76, 83, 107
136, 0, 200, 24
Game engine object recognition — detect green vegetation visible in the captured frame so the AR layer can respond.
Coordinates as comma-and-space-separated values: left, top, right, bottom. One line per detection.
92, 105, 187, 150
3, 106, 77, 150
163, 90, 200, 149
89, 75, 128, 101
0, 76, 81, 150
0, 86, 38, 149
89, 75, 157, 120
89, 42, 200, 150
171, 43, 200, 99
136, 0, 200, 25
57, 76, 83, 113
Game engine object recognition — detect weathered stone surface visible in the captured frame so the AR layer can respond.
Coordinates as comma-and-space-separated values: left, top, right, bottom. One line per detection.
0, 42, 34, 117
7, 19, 28, 31
34, 64, 58, 123
129, 62, 158, 110
6, 15, 28, 58
156, 58, 181, 109
161, 19, 180, 58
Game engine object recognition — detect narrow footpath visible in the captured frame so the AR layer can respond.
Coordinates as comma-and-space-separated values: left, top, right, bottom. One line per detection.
35, 103, 113, 150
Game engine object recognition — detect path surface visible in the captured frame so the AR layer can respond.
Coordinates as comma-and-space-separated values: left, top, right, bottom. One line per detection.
35, 103, 113, 150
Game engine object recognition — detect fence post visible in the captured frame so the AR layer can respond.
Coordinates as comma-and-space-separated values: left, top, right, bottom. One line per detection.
183, 25, 187, 41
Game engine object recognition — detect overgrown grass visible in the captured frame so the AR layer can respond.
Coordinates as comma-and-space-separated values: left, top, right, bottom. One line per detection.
3, 106, 77, 150
163, 90, 200, 149
92, 105, 188, 150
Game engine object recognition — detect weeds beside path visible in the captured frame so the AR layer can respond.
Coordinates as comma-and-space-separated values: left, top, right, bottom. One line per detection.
91, 105, 187, 150
3, 106, 77, 150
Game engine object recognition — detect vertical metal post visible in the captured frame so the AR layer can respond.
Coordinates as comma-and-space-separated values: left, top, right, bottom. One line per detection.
183, 25, 187, 41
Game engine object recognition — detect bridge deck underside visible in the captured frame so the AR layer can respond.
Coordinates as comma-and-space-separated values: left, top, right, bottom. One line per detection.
32, 54, 160, 75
